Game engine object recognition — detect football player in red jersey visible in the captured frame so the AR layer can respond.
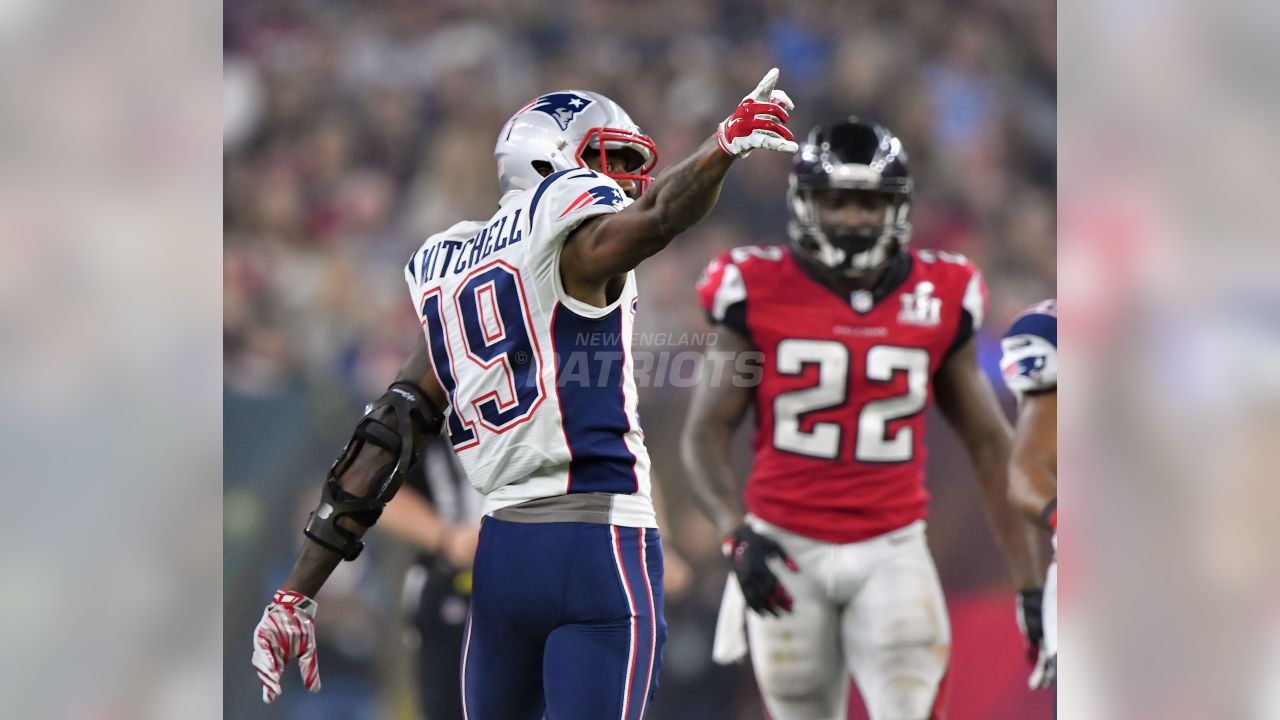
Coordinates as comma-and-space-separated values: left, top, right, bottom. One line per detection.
681, 119, 1044, 720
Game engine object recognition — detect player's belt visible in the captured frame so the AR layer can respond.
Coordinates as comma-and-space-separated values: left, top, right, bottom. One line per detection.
489, 492, 617, 525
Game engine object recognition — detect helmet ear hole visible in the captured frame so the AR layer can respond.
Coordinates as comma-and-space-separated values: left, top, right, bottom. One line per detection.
531, 160, 554, 178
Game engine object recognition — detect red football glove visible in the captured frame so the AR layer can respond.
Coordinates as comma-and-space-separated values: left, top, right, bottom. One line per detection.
716, 67, 799, 157
252, 589, 321, 703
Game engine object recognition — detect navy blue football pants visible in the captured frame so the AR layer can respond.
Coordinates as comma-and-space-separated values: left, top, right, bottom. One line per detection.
461, 517, 666, 720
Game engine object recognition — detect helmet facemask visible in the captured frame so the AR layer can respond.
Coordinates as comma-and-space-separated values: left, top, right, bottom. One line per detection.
576, 127, 658, 196
786, 118, 914, 279
788, 182, 912, 278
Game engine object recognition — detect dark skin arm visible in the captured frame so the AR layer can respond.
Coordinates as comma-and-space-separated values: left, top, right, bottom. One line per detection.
560, 137, 735, 306
648, 469, 694, 599
281, 333, 448, 598
380, 485, 449, 555
381, 485, 480, 569
934, 337, 1045, 589
680, 327, 756, 537
1008, 390, 1057, 524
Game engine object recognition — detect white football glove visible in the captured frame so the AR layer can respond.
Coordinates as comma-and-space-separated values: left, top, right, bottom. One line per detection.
1017, 589, 1057, 689
1029, 644, 1057, 690
252, 589, 321, 703
715, 67, 799, 157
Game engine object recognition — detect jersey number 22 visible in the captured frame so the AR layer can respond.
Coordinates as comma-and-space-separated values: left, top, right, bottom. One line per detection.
773, 340, 929, 462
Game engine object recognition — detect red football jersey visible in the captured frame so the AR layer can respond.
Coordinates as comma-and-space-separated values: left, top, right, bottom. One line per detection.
696, 245, 988, 543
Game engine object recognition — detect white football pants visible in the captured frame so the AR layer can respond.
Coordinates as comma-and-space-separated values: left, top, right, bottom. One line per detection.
745, 517, 951, 720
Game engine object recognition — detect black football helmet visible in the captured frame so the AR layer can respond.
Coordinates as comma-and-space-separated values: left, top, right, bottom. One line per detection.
788, 118, 913, 277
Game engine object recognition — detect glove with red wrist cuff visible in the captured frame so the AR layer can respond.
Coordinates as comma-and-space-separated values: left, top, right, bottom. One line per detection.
715, 68, 799, 157
252, 589, 321, 703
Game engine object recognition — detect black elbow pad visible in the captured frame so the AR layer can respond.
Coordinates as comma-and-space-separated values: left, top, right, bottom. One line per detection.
304, 381, 443, 560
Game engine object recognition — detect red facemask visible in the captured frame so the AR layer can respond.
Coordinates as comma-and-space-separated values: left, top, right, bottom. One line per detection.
575, 127, 659, 195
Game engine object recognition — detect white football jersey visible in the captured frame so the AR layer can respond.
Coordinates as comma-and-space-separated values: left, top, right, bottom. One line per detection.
403, 168, 654, 527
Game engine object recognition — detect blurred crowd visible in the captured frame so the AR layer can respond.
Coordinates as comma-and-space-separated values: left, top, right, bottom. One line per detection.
224, 1, 1055, 718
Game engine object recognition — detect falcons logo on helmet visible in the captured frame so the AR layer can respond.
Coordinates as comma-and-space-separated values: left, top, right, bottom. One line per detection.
515, 92, 594, 131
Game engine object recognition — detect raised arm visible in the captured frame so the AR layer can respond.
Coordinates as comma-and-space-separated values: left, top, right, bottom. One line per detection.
561, 68, 797, 290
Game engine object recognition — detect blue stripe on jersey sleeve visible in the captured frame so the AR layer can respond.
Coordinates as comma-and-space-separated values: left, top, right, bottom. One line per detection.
527, 168, 576, 228
1006, 310, 1057, 348
551, 304, 638, 495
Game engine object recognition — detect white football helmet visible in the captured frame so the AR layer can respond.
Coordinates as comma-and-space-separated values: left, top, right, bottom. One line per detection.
495, 90, 658, 200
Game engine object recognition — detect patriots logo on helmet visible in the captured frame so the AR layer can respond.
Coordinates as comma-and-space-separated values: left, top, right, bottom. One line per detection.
557, 185, 626, 218
1002, 351, 1047, 380
521, 92, 594, 131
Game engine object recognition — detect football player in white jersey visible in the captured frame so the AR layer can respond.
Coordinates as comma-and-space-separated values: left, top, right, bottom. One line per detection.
251, 69, 799, 720
1000, 299, 1058, 690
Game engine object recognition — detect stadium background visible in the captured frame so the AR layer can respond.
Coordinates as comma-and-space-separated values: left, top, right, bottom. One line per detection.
223, 0, 1056, 718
